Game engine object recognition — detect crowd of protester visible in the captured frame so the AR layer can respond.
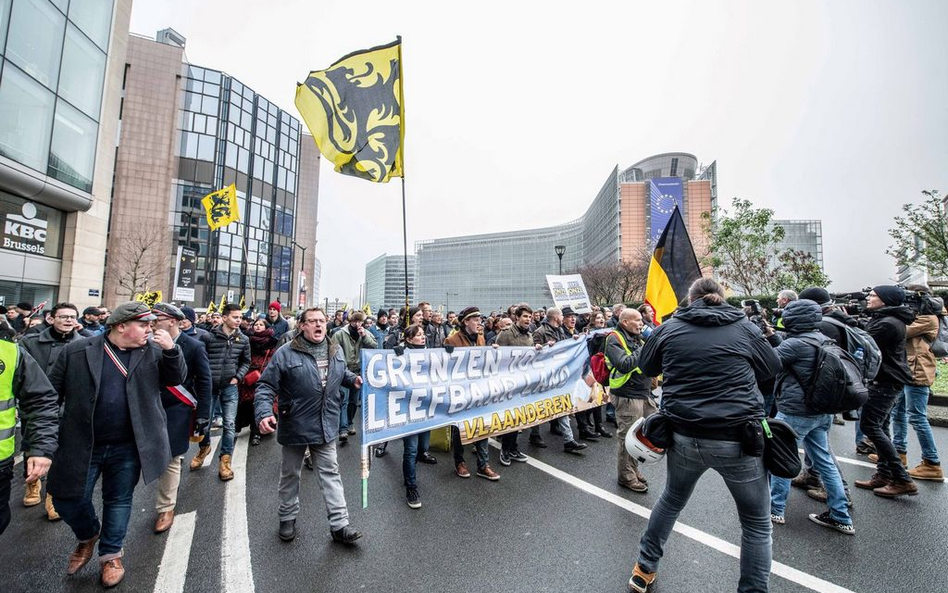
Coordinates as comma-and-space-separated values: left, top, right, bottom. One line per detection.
1, 279, 946, 592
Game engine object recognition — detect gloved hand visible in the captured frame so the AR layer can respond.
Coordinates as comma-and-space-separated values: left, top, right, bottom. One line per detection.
394, 346, 405, 356
195, 417, 210, 436
444, 344, 455, 354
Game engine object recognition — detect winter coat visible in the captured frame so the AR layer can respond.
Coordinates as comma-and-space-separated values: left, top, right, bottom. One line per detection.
267, 315, 289, 339
46, 335, 186, 498
253, 335, 359, 446
331, 326, 377, 372
533, 321, 566, 346
639, 298, 781, 440
19, 327, 87, 378
425, 322, 446, 348
160, 332, 212, 457
772, 300, 833, 417
444, 329, 485, 348
495, 324, 534, 347
604, 326, 652, 399
817, 309, 858, 347
905, 314, 939, 387
6, 348, 59, 461
238, 329, 278, 404
864, 306, 915, 386
200, 327, 251, 391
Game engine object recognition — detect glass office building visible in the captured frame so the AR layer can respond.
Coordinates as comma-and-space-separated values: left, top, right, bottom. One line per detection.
771, 219, 824, 269
414, 153, 715, 312
0, 0, 128, 310
364, 253, 415, 312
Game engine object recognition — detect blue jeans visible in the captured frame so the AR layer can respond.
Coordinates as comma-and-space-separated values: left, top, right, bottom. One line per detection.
770, 413, 851, 525
53, 442, 141, 558
892, 385, 940, 463
339, 385, 351, 434
401, 431, 431, 489
638, 433, 771, 593
201, 384, 238, 456
451, 426, 489, 470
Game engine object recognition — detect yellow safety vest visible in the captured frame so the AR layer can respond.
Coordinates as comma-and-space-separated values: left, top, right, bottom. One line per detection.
0, 340, 17, 461
605, 330, 642, 390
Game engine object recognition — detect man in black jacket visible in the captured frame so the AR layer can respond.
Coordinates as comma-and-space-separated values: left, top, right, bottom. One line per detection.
18, 302, 85, 519
628, 278, 780, 593
604, 308, 655, 492
193, 304, 250, 480
854, 285, 918, 498
151, 303, 212, 533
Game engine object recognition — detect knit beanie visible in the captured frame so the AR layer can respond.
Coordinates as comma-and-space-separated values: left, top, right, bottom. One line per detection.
269, 301, 282, 312
798, 287, 832, 307
872, 285, 904, 307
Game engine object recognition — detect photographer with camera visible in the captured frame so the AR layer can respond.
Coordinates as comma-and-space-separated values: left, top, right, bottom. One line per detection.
771, 290, 797, 331
888, 285, 944, 482
853, 286, 919, 498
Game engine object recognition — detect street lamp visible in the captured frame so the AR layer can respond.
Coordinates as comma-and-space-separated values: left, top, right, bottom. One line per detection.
291, 241, 307, 309
554, 245, 566, 275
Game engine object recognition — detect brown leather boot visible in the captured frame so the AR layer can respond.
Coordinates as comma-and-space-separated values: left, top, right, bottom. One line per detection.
867, 452, 907, 466
45, 495, 61, 521
854, 473, 889, 490
66, 534, 99, 576
873, 480, 919, 498
219, 454, 234, 481
908, 460, 945, 482
23, 480, 41, 507
154, 510, 175, 533
101, 558, 125, 588
190, 445, 212, 470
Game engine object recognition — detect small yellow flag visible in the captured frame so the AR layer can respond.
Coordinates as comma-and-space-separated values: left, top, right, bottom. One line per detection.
362, 302, 372, 316
134, 290, 162, 308
239, 295, 246, 310
219, 294, 228, 309
202, 184, 240, 230
207, 300, 217, 314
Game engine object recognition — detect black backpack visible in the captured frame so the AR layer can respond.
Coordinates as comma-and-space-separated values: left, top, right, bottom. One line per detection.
788, 335, 869, 414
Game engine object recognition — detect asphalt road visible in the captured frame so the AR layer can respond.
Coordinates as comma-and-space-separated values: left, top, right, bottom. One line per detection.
4, 417, 947, 593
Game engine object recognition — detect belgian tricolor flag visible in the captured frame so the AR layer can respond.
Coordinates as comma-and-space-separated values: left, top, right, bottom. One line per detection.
645, 206, 702, 323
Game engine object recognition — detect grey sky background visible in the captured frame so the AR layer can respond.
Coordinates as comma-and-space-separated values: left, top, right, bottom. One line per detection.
130, 0, 948, 303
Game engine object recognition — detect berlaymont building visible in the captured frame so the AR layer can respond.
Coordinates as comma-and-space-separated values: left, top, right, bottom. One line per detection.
410, 153, 822, 313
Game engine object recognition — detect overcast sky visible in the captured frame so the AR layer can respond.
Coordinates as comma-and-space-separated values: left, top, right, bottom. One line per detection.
130, 0, 948, 303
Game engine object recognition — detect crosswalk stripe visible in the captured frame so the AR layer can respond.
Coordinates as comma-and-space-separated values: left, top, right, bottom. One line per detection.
203, 435, 222, 468
222, 432, 254, 592
800, 448, 875, 469
153, 511, 197, 593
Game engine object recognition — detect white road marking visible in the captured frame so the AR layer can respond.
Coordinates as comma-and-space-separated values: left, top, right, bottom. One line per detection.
488, 439, 857, 593
203, 434, 222, 468
13, 453, 22, 466
799, 448, 875, 469
222, 432, 254, 593
153, 511, 197, 593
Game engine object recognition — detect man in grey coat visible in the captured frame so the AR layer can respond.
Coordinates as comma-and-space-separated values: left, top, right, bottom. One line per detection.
255, 307, 364, 545
47, 302, 186, 588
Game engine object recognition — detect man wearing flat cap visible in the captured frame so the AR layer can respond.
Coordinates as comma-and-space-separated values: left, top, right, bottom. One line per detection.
46, 301, 186, 587
151, 302, 212, 534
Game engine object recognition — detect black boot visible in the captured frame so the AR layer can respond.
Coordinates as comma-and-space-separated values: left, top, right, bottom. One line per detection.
331, 525, 363, 545
279, 519, 296, 542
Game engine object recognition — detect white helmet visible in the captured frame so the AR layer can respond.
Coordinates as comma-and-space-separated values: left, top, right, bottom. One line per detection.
624, 417, 666, 465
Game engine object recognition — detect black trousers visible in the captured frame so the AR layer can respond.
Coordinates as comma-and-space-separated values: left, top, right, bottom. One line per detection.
0, 457, 13, 535
859, 382, 911, 482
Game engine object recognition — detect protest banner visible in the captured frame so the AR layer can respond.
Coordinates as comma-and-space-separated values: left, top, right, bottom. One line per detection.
546, 274, 593, 313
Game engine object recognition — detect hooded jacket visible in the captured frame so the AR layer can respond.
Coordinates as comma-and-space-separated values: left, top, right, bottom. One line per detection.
864, 306, 915, 386
638, 298, 781, 439
904, 314, 939, 386
772, 300, 833, 417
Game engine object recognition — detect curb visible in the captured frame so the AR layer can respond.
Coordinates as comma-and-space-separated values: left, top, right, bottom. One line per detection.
931, 393, 948, 407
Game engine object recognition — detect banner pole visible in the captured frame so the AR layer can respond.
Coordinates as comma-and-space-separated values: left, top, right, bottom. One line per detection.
401, 176, 410, 324
360, 446, 369, 508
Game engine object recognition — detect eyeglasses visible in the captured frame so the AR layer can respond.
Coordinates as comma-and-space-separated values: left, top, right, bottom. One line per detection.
55, 315, 78, 320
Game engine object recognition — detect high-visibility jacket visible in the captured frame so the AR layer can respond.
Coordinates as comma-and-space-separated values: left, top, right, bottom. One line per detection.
0, 340, 17, 460
604, 330, 642, 390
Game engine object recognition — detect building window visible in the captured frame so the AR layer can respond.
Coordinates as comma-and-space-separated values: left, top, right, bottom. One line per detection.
48, 99, 97, 191
0, 0, 12, 55
68, 0, 114, 51
0, 64, 55, 170
58, 23, 106, 119
6, 0, 66, 89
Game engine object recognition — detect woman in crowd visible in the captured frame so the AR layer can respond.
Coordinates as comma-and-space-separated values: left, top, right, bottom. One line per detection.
400, 324, 431, 509
577, 312, 613, 439
237, 317, 279, 446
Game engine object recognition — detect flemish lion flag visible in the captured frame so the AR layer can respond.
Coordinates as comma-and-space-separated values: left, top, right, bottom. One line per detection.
202, 184, 240, 230
207, 300, 217, 314
295, 39, 403, 183
645, 207, 702, 323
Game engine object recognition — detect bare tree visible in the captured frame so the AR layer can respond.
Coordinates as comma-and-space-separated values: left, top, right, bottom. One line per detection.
113, 226, 165, 297
570, 254, 650, 305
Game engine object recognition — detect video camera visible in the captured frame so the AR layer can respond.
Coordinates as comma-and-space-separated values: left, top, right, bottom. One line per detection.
741, 299, 769, 334
904, 290, 945, 316
831, 288, 871, 317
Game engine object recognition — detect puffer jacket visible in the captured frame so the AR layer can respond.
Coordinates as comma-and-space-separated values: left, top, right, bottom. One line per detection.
905, 314, 939, 386
639, 298, 781, 439
772, 300, 833, 416
864, 306, 915, 386
199, 326, 251, 390
253, 335, 359, 446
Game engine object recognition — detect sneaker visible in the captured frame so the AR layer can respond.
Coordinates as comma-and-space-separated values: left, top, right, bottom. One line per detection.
529, 435, 548, 448
832, 414, 845, 425
808, 511, 855, 535
770, 513, 786, 525
476, 465, 500, 481
406, 488, 421, 509
250, 434, 261, 446
509, 450, 528, 463
806, 487, 854, 508
563, 440, 588, 454
908, 460, 945, 482
374, 444, 387, 458
455, 461, 471, 478
855, 439, 875, 456
628, 563, 657, 593
212, 417, 223, 429
348, 426, 357, 436
338, 431, 349, 443
499, 451, 512, 467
